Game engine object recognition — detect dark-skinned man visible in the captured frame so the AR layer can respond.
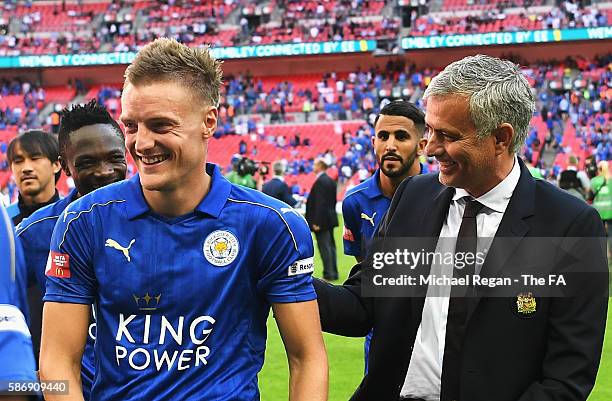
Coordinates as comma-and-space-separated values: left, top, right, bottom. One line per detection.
16, 99, 127, 401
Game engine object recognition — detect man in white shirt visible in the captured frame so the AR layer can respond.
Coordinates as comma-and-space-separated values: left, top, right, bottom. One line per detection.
314, 55, 608, 401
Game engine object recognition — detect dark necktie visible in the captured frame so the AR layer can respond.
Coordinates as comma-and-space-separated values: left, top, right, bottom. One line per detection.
440, 197, 484, 401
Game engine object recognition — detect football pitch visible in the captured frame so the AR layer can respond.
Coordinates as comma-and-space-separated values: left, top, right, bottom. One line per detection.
258, 216, 612, 400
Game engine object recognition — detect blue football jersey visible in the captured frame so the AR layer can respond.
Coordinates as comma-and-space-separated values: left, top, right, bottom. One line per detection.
17, 188, 78, 291
342, 169, 391, 258
17, 188, 96, 401
44, 163, 316, 401
0, 204, 37, 388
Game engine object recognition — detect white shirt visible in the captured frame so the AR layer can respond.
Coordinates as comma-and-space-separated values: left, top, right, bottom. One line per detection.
400, 157, 521, 400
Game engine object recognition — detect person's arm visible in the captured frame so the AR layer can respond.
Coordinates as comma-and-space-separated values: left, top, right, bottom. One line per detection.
273, 301, 328, 401
315, 179, 409, 335
256, 203, 327, 399
0, 207, 37, 401
40, 200, 96, 401
313, 275, 372, 336
341, 194, 363, 261
39, 302, 90, 401
281, 182, 298, 207
516, 207, 608, 401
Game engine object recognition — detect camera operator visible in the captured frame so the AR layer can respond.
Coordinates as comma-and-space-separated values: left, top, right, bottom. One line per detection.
262, 160, 297, 207
225, 155, 261, 190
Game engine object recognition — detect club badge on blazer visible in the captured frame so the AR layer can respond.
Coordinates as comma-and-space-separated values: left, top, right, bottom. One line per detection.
515, 292, 537, 317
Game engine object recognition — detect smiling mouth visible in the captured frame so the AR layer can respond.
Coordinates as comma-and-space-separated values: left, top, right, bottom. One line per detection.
438, 160, 457, 169
139, 154, 170, 166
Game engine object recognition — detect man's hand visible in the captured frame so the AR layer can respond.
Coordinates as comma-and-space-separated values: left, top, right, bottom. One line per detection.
312, 224, 320, 232
39, 302, 90, 401
273, 300, 328, 401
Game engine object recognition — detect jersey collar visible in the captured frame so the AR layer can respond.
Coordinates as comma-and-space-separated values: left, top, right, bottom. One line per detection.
124, 163, 231, 220
362, 169, 385, 199
364, 164, 424, 200
195, 163, 232, 218
58, 188, 79, 208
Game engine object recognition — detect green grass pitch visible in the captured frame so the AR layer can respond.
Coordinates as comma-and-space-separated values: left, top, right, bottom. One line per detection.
258, 215, 612, 400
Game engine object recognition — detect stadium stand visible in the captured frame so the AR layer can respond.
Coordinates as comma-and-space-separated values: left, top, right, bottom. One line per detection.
1, 0, 610, 56
411, 2, 609, 36
439, 0, 544, 12
0, 50, 610, 201
0, 0, 610, 203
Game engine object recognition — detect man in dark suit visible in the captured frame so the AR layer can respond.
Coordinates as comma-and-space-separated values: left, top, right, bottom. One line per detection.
315, 55, 608, 401
307, 158, 339, 280
262, 160, 297, 207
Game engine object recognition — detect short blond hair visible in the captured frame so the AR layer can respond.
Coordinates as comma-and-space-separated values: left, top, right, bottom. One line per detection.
124, 38, 223, 106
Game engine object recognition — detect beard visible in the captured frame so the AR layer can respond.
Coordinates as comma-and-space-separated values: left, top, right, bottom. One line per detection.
379, 144, 418, 178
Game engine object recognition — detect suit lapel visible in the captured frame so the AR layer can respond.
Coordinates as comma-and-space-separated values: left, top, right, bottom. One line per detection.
380, 179, 455, 389
419, 184, 455, 237
466, 160, 535, 322
409, 184, 455, 340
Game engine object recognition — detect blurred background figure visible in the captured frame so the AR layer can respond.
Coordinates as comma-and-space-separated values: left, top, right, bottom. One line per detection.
558, 155, 590, 200
306, 158, 338, 281
589, 160, 612, 257
262, 160, 297, 207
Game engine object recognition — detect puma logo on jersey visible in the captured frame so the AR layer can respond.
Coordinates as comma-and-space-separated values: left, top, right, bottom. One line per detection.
360, 212, 377, 226
105, 238, 136, 262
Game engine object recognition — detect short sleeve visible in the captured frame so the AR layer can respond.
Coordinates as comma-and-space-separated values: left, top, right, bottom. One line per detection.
342, 195, 362, 257
17, 222, 49, 292
256, 208, 316, 303
0, 208, 36, 384
43, 207, 97, 305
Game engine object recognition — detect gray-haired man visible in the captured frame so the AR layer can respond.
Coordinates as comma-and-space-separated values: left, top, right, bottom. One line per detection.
262, 160, 298, 207
314, 55, 608, 401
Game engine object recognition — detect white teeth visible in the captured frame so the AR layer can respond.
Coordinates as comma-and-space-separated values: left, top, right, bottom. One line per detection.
141, 155, 168, 165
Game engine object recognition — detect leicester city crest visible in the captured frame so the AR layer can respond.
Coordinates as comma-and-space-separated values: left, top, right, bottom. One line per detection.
203, 230, 240, 266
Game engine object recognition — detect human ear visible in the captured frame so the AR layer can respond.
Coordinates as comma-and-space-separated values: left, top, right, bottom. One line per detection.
58, 156, 70, 176
202, 106, 218, 139
493, 123, 514, 155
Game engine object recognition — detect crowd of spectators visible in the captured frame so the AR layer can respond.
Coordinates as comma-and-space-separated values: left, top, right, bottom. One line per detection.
519, 54, 611, 183
103, 0, 241, 51
410, 1, 610, 37
1, 0, 611, 56
216, 59, 434, 130
216, 55, 611, 193
248, 17, 399, 45
0, 78, 45, 130
277, 0, 385, 19
1, 53, 610, 198
241, 0, 395, 45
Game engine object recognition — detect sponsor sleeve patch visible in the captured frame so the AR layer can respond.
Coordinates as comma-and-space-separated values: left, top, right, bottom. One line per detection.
343, 226, 355, 242
288, 257, 315, 276
0, 304, 31, 337
45, 251, 71, 278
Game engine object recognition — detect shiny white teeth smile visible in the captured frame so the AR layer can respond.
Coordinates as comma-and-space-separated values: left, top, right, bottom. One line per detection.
141, 155, 169, 165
